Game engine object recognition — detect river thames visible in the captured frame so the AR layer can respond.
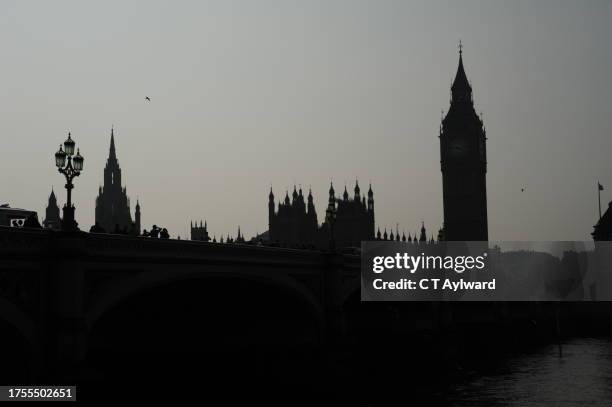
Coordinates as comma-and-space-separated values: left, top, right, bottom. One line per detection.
445, 337, 612, 406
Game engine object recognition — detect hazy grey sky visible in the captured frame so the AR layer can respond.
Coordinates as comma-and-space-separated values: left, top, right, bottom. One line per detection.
1, 0, 611, 240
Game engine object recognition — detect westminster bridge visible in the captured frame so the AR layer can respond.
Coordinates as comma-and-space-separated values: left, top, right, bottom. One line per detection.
0, 225, 367, 382
1, 225, 591, 396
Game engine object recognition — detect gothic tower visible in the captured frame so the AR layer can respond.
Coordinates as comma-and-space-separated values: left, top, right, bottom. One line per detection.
43, 188, 61, 230
440, 44, 488, 241
307, 188, 317, 226
268, 187, 275, 232
95, 128, 139, 233
191, 220, 210, 241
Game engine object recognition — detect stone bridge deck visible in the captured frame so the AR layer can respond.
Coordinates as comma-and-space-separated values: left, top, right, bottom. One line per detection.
0, 226, 360, 362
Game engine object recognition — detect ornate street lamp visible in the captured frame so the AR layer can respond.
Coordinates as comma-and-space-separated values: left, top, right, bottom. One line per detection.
326, 200, 337, 252
54, 132, 84, 231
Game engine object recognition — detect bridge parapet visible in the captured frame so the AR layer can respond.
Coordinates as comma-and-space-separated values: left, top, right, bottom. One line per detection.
84, 231, 330, 270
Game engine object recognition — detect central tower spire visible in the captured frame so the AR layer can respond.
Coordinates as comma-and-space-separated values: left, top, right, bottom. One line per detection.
451, 41, 472, 103
96, 127, 140, 234
104, 127, 121, 188
109, 126, 117, 161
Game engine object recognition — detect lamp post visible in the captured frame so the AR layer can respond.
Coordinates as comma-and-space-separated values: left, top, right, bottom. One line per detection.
54, 132, 84, 231
326, 200, 337, 252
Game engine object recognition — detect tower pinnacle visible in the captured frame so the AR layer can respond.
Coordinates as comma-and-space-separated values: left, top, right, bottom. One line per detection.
109, 127, 116, 160
451, 42, 472, 96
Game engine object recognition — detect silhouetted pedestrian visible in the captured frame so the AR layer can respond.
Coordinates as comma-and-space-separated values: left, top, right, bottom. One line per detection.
150, 225, 160, 238
160, 228, 169, 239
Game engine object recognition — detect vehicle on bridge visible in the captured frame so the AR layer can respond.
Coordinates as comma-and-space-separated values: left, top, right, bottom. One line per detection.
0, 205, 38, 228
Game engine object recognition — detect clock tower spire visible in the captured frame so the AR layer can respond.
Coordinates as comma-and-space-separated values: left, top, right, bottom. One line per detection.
439, 43, 488, 241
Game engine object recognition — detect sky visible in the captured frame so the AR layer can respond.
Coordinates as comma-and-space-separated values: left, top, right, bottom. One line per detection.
1, 0, 611, 241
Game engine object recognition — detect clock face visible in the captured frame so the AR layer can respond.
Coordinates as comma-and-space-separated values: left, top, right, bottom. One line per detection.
449, 140, 468, 158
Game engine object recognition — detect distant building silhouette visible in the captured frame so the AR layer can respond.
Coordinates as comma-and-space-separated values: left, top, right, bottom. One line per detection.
440, 44, 488, 241
268, 186, 318, 246
268, 181, 374, 249
134, 199, 141, 235
322, 181, 375, 248
419, 222, 427, 242
235, 226, 246, 243
191, 220, 210, 241
43, 188, 61, 230
374, 222, 436, 245
593, 202, 612, 240
95, 128, 140, 234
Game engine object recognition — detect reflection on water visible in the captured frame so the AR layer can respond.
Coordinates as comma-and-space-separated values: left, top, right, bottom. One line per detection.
449, 338, 612, 406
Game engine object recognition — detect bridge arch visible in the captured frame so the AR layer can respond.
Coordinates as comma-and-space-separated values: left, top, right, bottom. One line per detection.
83, 269, 327, 397
86, 268, 325, 342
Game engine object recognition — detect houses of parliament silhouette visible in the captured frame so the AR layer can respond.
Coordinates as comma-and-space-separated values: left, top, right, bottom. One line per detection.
30, 46, 612, 244
265, 182, 374, 249
40, 46, 491, 245
251, 45, 489, 247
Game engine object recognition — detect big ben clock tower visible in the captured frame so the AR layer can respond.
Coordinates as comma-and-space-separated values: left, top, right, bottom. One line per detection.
440, 43, 488, 241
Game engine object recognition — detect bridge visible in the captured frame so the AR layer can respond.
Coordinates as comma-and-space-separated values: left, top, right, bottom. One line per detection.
4, 225, 605, 403
0, 225, 362, 384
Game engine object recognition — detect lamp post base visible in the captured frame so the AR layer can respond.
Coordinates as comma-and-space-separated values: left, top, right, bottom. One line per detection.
62, 204, 79, 232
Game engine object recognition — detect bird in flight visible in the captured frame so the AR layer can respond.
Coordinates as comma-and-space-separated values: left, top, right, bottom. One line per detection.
145, 96, 151, 102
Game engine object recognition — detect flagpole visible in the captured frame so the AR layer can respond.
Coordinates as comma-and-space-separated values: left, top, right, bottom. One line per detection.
598, 182, 602, 220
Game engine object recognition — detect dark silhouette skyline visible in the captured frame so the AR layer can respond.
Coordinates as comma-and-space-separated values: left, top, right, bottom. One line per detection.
17, 45, 606, 244
1, 2, 612, 404
2, 2, 610, 242
55, 49, 487, 244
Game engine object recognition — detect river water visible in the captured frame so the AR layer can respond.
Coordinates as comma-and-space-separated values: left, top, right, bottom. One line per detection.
446, 337, 612, 406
